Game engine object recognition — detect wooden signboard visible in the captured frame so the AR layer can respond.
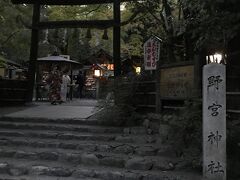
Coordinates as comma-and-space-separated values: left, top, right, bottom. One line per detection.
160, 65, 194, 98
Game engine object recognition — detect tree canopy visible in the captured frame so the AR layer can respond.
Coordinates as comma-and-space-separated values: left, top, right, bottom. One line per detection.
0, 0, 239, 64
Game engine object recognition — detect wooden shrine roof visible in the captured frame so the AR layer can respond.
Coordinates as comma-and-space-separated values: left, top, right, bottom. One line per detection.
11, 0, 134, 5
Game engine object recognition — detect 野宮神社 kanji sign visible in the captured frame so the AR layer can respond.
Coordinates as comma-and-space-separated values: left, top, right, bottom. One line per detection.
203, 63, 226, 180
144, 36, 161, 70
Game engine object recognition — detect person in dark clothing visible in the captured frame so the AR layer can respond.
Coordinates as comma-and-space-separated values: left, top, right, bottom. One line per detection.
76, 70, 84, 98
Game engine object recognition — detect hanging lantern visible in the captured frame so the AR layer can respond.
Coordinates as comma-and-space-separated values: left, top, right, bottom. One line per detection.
85, 28, 92, 39
102, 29, 109, 40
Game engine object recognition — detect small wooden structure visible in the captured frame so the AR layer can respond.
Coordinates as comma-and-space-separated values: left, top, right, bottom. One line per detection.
36, 55, 81, 101
0, 79, 28, 105
82, 50, 114, 98
85, 49, 114, 78
0, 56, 24, 79
0, 57, 28, 105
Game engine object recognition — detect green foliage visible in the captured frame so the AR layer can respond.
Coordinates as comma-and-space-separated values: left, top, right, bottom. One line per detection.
172, 99, 202, 148
180, 0, 240, 51
96, 104, 143, 126
159, 99, 202, 157
2, 0, 239, 65
48, 4, 112, 21
96, 77, 143, 126
45, 5, 114, 61
0, 0, 31, 62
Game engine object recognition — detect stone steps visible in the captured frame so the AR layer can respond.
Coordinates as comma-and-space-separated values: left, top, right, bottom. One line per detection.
0, 136, 165, 156
0, 116, 99, 125
0, 174, 101, 180
0, 146, 181, 170
0, 121, 123, 134
0, 129, 158, 144
0, 130, 116, 142
0, 120, 158, 135
0, 158, 202, 180
0, 116, 202, 179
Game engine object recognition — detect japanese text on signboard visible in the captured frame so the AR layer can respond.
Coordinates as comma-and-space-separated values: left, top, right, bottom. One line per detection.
144, 37, 160, 70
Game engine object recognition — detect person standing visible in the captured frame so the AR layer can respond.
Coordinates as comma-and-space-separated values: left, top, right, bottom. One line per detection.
47, 66, 62, 105
76, 70, 84, 98
61, 70, 71, 102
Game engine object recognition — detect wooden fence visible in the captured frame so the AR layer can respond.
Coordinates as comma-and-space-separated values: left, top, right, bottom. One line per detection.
0, 79, 28, 105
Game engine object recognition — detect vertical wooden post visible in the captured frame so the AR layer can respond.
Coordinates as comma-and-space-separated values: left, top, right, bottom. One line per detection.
26, 2, 40, 102
113, 0, 121, 77
70, 63, 73, 100
155, 60, 162, 113
155, 38, 162, 113
194, 50, 205, 98
113, 0, 121, 105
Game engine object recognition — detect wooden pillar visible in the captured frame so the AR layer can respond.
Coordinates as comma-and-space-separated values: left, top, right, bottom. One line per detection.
194, 50, 205, 98
70, 63, 73, 100
26, 2, 40, 102
156, 60, 162, 113
113, 0, 121, 77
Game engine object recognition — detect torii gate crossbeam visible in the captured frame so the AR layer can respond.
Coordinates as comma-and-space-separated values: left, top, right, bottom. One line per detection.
11, 0, 134, 5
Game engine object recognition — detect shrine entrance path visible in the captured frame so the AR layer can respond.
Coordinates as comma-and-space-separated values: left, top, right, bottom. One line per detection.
1, 99, 99, 120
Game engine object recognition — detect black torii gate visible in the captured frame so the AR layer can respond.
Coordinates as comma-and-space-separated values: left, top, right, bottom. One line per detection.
11, 0, 132, 102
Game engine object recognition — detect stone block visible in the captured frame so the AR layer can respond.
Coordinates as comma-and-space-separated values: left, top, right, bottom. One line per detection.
81, 153, 99, 166
61, 153, 81, 163
9, 167, 28, 176
124, 172, 142, 180
73, 168, 96, 178
37, 132, 58, 139
13, 140, 29, 146
113, 145, 134, 154
123, 128, 131, 134
48, 167, 72, 177
97, 144, 111, 152
31, 165, 50, 175
47, 142, 58, 148
99, 156, 125, 168
38, 152, 59, 160
142, 174, 179, 180
31, 141, 46, 148
0, 140, 9, 146
143, 119, 150, 128
153, 160, 175, 171
125, 158, 153, 170
115, 136, 133, 143
146, 136, 156, 143
59, 143, 78, 149
158, 124, 170, 139
78, 144, 97, 151
15, 151, 38, 160
95, 170, 124, 180
0, 149, 16, 158
130, 127, 146, 135
157, 147, 176, 157
58, 134, 75, 140
135, 146, 158, 156
0, 163, 10, 174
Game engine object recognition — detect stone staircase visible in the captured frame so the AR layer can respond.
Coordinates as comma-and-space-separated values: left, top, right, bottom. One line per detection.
0, 117, 202, 180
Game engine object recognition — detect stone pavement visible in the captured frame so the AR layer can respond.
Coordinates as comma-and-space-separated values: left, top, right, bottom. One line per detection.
0, 98, 100, 120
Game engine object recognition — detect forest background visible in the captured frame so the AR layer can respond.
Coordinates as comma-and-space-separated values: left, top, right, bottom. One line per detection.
0, 0, 240, 65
